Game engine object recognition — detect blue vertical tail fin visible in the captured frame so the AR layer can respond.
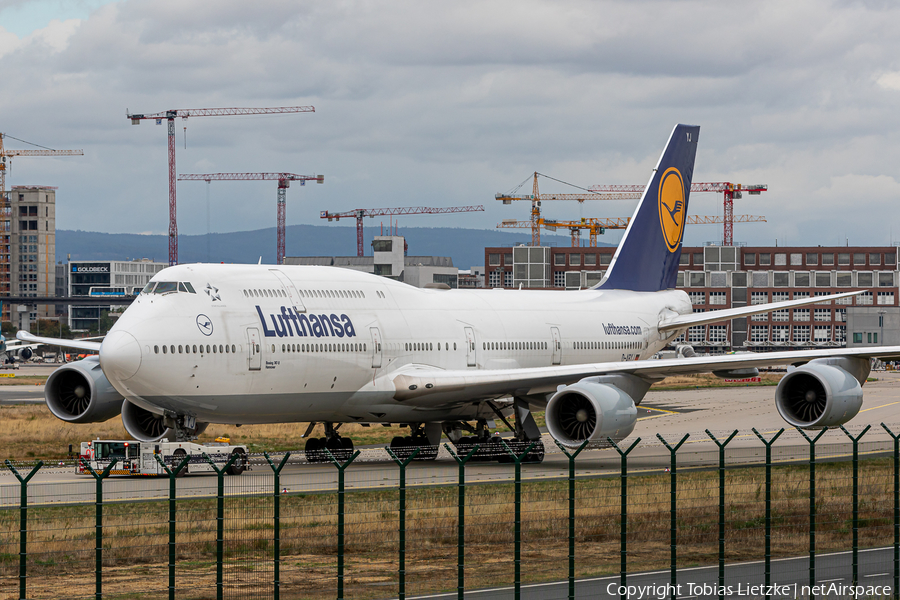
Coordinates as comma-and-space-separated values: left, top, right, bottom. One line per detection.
598, 124, 699, 292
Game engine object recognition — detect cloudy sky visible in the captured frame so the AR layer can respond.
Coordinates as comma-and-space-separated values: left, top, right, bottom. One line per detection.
2, 0, 900, 251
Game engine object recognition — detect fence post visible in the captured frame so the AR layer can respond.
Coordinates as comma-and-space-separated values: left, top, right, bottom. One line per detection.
706, 429, 738, 600
203, 452, 238, 600
553, 440, 590, 600
752, 427, 784, 600
154, 453, 190, 600
264, 452, 291, 600
445, 442, 480, 600
840, 425, 871, 588
323, 447, 361, 600
80, 458, 117, 600
797, 427, 827, 600
500, 440, 537, 600
608, 437, 641, 600
386, 446, 421, 600
657, 433, 689, 599
4, 459, 42, 600
883, 423, 900, 600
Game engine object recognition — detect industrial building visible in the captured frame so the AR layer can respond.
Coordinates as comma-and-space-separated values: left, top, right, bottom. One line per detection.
485, 244, 900, 352
67, 258, 166, 331
285, 236, 459, 288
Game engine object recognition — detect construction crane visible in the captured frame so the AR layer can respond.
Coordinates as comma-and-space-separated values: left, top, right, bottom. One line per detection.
0, 133, 83, 195
588, 182, 768, 246
498, 214, 767, 247
127, 106, 315, 265
496, 172, 641, 246
321, 206, 485, 257
179, 173, 325, 265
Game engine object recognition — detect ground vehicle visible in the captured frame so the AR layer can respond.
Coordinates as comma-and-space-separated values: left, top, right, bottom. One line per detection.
77, 438, 249, 476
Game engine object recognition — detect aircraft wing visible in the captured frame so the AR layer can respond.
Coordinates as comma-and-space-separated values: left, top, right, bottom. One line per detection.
16, 331, 102, 352
658, 290, 863, 332
390, 345, 900, 406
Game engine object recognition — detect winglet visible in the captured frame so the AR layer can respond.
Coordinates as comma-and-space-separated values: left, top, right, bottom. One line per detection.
598, 124, 700, 292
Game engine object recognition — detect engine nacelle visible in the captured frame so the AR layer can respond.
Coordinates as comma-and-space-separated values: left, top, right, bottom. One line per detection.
546, 375, 644, 447
16, 347, 33, 361
775, 357, 869, 428
121, 401, 208, 442
44, 356, 123, 423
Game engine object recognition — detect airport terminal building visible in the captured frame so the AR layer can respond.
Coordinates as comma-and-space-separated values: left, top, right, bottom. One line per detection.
67, 258, 166, 331
484, 244, 900, 352
285, 235, 459, 288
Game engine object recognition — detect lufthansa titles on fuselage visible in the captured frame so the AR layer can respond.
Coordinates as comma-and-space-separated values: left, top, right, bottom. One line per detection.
602, 323, 642, 336
256, 305, 357, 339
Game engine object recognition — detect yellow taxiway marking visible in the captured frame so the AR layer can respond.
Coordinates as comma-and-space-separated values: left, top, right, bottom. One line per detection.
637, 406, 679, 421
860, 400, 900, 413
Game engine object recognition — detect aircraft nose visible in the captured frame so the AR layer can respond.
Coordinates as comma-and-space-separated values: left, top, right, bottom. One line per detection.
100, 331, 142, 381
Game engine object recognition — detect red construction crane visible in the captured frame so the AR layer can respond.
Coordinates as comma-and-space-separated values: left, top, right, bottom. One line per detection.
496, 173, 641, 246
127, 106, 315, 265
179, 172, 325, 265
320, 206, 485, 257
588, 182, 768, 246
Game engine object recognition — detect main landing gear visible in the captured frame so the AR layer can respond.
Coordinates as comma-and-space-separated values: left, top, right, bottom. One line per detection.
304, 422, 354, 463
389, 423, 440, 461
445, 398, 545, 464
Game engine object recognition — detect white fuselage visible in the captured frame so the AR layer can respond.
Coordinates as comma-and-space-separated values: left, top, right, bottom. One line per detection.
100, 264, 692, 425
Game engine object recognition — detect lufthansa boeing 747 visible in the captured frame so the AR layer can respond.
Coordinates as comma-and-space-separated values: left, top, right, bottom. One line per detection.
22, 125, 900, 463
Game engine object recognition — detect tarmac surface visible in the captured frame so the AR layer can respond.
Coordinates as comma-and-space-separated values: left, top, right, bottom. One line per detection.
4, 370, 900, 506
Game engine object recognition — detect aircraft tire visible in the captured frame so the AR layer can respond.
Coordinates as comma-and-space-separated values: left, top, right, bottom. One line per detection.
305, 437, 324, 463
228, 448, 247, 475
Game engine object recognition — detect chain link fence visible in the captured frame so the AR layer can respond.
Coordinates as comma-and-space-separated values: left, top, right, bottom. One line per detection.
2, 423, 899, 599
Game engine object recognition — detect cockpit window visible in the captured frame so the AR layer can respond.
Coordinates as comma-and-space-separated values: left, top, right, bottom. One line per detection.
141, 282, 157, 294
154, 282, 178, 294
183, 282, 196, 293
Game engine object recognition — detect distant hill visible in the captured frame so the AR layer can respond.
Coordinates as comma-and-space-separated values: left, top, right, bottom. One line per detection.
57, 225, 611, 269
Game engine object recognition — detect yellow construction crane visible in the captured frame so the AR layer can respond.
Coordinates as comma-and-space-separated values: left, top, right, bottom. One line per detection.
497, 214, 767, 247
0, 133, 83, 195
496, 172, 640, 246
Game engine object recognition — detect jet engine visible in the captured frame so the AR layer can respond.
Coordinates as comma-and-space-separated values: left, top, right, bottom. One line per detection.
121, 401, 208, 442
775, 357, 869, 428
546, 375, 646, 447
16, 347, 32, 361
44, 356, 123, 423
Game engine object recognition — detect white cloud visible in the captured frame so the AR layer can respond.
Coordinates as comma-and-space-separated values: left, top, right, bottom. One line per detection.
877, 71, 900, 91
1, 0, 899, 248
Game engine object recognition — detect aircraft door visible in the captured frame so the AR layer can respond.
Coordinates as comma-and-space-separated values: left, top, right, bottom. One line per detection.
247, 328, 261, 371
370, 327, 383, 369
551, 327, 562, 365
269, 269, 306, 313
464, 326, 476, 367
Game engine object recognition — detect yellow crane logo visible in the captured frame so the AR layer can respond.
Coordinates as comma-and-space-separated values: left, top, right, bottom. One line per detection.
657, 167, 686, 252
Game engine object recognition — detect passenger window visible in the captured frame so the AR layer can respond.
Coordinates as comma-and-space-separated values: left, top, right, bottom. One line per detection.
193, 345, 197, 353
225, 345, 229, 354
219, 345, 224, 353
154, 345, 159, 354
162, 345, 167, 354
213, 345, 217, 354
231, 345, 236, 353
178, 345, 183, 354
206, 345, 211, 353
